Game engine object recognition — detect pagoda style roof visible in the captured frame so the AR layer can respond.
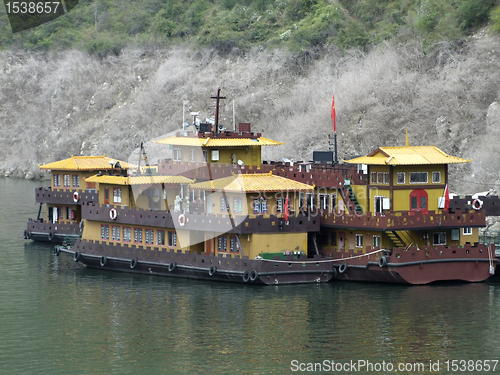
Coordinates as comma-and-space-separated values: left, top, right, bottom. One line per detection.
153, 135, 284, 147
39, 155, 134, 171
345, 146, 472, 166
190, 172, 314, 193
85, 174, 194, 186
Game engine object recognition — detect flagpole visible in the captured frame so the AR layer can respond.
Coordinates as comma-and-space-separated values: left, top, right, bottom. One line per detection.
331, 94, 338, 164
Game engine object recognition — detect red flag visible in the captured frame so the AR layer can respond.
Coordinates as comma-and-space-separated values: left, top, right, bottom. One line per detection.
443, 184, 450, 211
331, 94, 336, 133
284, 194, 289, 222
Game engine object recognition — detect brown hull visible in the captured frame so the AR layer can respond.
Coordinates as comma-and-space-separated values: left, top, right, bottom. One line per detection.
56, 240, 334, 285
25, 220, 81, 243
332, 243, 496, 284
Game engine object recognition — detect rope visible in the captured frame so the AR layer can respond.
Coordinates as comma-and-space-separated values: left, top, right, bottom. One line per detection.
258, 248, 385, 264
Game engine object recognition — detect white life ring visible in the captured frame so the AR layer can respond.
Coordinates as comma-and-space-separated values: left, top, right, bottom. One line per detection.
73, 191, 79, 203
472, 199, 483, 210
178, 214, 186, 227
109, 208, 117, 220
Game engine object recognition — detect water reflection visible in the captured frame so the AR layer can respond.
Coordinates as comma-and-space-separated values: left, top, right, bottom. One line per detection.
2, 178, 500, 374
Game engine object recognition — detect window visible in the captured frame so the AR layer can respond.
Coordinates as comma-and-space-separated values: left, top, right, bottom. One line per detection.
191, 149, 196, 162
157, 230, 165, 245
373, 235, 381, 248
355, 234, 363, 248
202, 150, 208, 163
377, 172, 389, 184
220, 196, 229, 212
276, 196, 283, 213
211, 150, 220, 161
253, 198, 268, 214
101, 225, 109, 240
145, 229, 154, 244
319, 194, 329, 210
63, 174, 71, 187
397, 172, 405, 184
72, 175, 80, 188
53, 174, 60, 187
230, 236, 240, 253
463, 227, 473, 235
168, 231, 177, 247
123, 227, 131, 242
432, 171, 441, 183
330, 194, 337, 213
233, 197, 242, 213
371, 172, 377, 184
218, 235, 227, 252
433, 232, 446, 245
113, 188, 122, 204
409, 172, 428, 184
173, 148, 182, 161
66, 207, 70, 220
134, 228, 143, 243
299, 193, 305, 210
112, 226, 120, 241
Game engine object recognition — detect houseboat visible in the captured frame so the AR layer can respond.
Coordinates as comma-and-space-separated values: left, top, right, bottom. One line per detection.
25, 155, 131, 243
44, 89, 496, 284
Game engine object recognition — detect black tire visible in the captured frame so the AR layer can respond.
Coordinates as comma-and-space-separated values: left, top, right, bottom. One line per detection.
130, 258, 137, 269
48, 231, 54, 241
26, 230, 31, 239
23, 229, 28, 239
168, 262, 176, 272
209, 266, 216, 276
54, 246, 61, 256
339, 262, 348, 273
379, 255, 388, 268
242, 271, 250, 282
74, 251, 81, 262
249, 270, 259, 282
332, 267, 338, 278
100, 256, 107, 267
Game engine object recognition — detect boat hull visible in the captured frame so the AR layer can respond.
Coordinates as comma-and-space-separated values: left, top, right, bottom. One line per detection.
56, 240, 335, 285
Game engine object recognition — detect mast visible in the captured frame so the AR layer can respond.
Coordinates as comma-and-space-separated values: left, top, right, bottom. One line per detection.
211, 88, 226, 135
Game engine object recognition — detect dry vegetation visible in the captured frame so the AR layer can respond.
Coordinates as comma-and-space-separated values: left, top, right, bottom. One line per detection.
1, 34, 500, 193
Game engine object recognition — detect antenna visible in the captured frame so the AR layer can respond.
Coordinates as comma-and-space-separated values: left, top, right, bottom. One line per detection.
211, 88, 226, 135
233, 99, 235, 132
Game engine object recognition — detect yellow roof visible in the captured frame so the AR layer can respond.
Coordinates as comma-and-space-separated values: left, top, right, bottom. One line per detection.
85, 175, 193, 185
190, 173, 314, 193
345, 146, 472, 165
153, 136, 284, 147
39, 155, 134, 171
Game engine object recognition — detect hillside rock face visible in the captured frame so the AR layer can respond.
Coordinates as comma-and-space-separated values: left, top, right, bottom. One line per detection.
1, 37, 499, 193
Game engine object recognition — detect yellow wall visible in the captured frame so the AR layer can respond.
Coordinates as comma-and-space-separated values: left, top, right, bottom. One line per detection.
350, 185, 368, 214
176, 145, 262, 167
247, 232, 308, 258
459, 227, 479, 246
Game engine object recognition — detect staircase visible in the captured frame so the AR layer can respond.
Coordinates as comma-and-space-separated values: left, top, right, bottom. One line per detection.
342, 185, 363, 215
386, 230, 418, 249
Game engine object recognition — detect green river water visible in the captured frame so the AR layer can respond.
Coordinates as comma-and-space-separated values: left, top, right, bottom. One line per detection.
1, 177, 500, 375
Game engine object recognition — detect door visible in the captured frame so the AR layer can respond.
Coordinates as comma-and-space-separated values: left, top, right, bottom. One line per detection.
104, 187, 109, 205
338, 231, 345, 251
374, 196, 385, 214
410, 189, 428, 214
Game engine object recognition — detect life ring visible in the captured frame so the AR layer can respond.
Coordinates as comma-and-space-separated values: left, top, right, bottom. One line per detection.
339, 262, 348, 273
73, 191, 80, 203
209, 266, 216, 276
168, 262, 176, 272
379, 255, 388, 268
472, 199, 483, 210
242, 271, 250, 282
109, 208, 117, 220
250, 270, 259, 282
178, 214, 186, 227
130, 258, 137, 269
74, 251, 81, 262
48, 231, 54, 241
100, 256, 107, 267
